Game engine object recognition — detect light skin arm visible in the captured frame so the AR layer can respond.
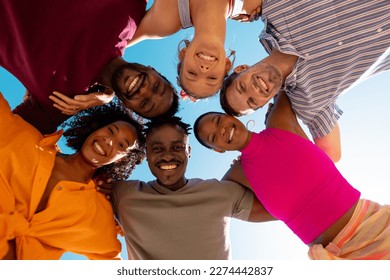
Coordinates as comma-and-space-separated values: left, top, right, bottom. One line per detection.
313, 123, 341, 162
265, 91, 309, 139
126, 0, 181, 47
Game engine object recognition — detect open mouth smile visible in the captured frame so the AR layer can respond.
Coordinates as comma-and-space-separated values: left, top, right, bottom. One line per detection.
197, 52, 217, 62
252, 75, 270, 96
157, 160, 182, 171
159, 164, 178, 170
94, 141, 106, 156
127, 74, 146, 97
223, 125, 236, 143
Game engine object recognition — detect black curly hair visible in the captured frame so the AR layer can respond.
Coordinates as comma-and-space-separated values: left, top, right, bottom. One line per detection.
62, 101, 146, 180
144, 116, 192, 138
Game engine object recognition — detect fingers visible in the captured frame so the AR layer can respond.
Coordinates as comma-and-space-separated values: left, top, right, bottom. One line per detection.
49, 91, 84, 115
96, 178, 114, 200
248, 7, 261, 22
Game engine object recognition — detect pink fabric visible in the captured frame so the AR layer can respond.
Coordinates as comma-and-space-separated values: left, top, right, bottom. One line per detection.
0, 0, 146, 134
240, 128, 360, 244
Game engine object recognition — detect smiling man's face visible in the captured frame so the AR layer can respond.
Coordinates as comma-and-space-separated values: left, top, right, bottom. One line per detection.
225, 62, 283, 115
145, 123, 190, 191
112, 63, 175, 118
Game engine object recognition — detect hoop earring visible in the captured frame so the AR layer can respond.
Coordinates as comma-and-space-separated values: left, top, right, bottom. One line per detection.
246, 120, 256, 131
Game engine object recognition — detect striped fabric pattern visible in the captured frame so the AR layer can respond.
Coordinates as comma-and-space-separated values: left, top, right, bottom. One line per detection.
308, 199, 390, 260
259, 0, 390, 138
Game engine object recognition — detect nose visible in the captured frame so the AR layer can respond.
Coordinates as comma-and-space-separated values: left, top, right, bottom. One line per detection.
104, 136, 113, 147
199, 64, 210, 73
139, 84, 152, 98
161, 151, 175, 161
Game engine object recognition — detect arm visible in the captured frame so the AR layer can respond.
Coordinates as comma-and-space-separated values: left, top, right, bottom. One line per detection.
223, 162, 276, 222
313, 123, 341, 162
248, 197, 276, 222
266, 91, 309, 140
269, 91, 341, 161
126, 1, 181, 47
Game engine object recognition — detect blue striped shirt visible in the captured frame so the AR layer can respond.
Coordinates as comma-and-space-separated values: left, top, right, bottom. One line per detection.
259, 0, 390, 138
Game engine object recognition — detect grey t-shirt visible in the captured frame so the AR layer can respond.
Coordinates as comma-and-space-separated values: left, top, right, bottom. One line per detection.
112, 178, 253, 260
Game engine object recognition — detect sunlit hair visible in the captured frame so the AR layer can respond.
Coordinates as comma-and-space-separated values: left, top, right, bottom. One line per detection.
176, 39, 236, 100
193, 111, 224, 149
62, 101, 146, 180
219, 71, 242, 116
144, 116, 192, 138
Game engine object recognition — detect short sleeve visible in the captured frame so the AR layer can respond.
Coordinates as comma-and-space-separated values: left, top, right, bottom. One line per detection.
220, 180, 254, 221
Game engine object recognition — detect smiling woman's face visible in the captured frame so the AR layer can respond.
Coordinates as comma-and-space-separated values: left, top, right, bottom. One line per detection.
196, 113, 250, 152
179, 37, 229, 99
81, 121, 137, 168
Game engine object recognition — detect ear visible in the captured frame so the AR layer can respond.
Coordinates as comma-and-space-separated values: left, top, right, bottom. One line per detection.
224, 58, 232, 75
233, 65, 249, 74
179, 48, 187, 62
213, 148, 226, 153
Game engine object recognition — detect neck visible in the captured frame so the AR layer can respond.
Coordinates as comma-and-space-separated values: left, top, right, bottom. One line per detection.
56, 153, 97, 183
239, 131, 253, 151
263, 49, 298, 82
99, 56, 127, 88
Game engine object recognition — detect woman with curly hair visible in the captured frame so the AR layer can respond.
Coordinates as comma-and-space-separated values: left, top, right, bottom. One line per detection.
0, 93, 146, 260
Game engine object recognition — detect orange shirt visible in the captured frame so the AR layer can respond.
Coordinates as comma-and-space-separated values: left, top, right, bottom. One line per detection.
0, 93, 121, 259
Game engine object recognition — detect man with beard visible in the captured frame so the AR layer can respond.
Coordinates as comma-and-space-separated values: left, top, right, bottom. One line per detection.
0, 0, 178, 135
219, 0, 390, 162
111, 117, 274, 260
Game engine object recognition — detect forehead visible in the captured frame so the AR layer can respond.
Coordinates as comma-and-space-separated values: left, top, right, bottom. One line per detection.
146, 124, 188, 144
110, 120, 136, 134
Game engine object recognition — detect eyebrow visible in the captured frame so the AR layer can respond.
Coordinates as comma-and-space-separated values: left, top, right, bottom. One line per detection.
246, 99, 254, 109
235, 80, 242, 94
112, 124, 120, 132
113, 124, 131, 148
206, 79, 219, 86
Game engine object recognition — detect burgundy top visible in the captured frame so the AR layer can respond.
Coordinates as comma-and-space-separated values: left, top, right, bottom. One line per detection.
0, 0, 146, 134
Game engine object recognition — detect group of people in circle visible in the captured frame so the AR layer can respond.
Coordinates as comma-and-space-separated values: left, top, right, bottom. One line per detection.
1, 0, 389, 260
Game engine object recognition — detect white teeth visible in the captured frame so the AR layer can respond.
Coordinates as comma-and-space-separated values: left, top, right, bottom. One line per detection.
198, 52, 216, 62
160, 165, 178, 170
229, 127, 235, 142
94, 142, 105, 156
258, 78, 268, 91
128, 76, 140, 93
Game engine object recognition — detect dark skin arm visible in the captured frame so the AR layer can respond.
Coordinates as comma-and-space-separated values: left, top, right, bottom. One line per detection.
222, 91, 309, 222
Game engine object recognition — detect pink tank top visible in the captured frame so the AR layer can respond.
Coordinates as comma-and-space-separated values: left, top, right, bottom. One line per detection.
240, 128, 360, 244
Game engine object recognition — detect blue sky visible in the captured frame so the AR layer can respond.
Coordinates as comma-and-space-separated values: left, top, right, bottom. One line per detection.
1, 2, 389, 260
